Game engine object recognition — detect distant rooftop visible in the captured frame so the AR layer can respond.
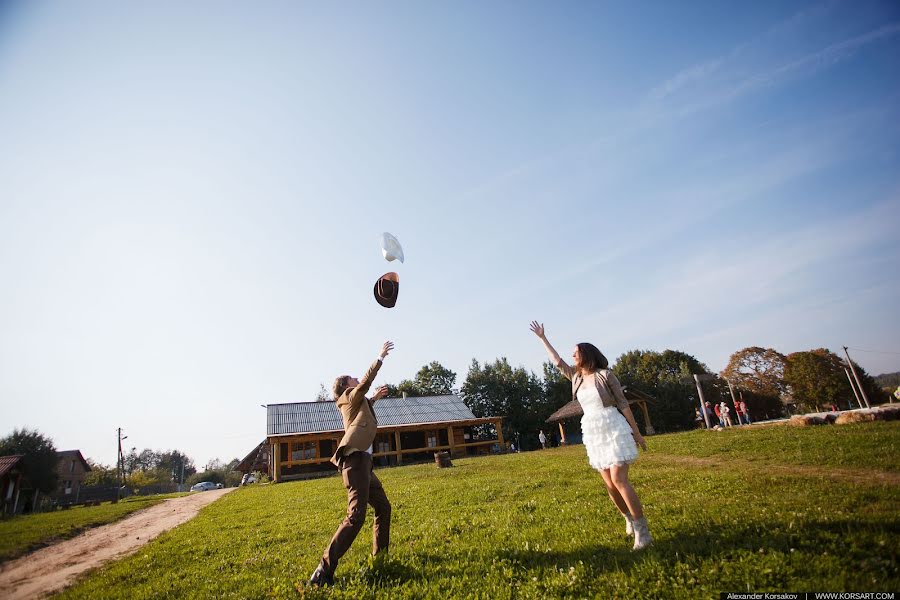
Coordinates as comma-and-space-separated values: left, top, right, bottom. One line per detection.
267, 394, 481, 436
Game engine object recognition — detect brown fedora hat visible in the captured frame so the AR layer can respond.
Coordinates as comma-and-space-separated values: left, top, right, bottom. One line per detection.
374, 272, 399, 308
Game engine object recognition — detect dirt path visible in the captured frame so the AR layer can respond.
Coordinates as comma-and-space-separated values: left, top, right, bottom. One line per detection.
0, 488, 235, 600
645, 453, 900, 486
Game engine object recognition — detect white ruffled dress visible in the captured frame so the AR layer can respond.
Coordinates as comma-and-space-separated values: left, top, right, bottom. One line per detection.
578, 381, 638, 471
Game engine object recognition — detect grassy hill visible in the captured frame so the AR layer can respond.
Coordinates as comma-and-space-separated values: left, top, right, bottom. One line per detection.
59, 422, 899, 599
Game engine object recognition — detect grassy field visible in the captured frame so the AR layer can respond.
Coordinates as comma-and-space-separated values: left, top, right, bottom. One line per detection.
0, 493, 187, 562
57, 422, 899, 599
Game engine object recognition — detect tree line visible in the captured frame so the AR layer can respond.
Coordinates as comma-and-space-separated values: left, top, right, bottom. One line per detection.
5, 346, 889, 494
0, 428, 243, 497
347, 345, 890, 451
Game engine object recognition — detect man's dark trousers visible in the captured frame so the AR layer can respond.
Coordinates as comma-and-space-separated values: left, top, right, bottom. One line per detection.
321, 451, 391, 575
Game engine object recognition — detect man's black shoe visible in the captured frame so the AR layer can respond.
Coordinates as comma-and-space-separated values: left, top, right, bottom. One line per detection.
308, 563, 334, 587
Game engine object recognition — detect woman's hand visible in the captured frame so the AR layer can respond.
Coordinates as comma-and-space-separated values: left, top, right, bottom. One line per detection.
379, 341, 394, 360
372, 385, 389, 400
633, 431, 647, 451
529, 321, 546, 339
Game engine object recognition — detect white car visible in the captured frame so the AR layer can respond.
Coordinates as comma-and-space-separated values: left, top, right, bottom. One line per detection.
240, 473, 257, 486
190, 482, 217, 492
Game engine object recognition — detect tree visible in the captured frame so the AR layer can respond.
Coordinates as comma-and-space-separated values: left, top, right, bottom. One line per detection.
613, 349, 711, 432
721, 347, 787, 416
0, 428, 59, 493
83, 459, 117, 486
784, 349, 852, 412
538, 361, 572, 421
849, 361, 891, 406
186, 456, 242, 488
315, 383, 331, 402
874, 371, 900, 389
411, 361, 457, 396
460, 358, 544, 450
385, 361, 458, 398
156, 450, 196, 484
721, 347, 787, 398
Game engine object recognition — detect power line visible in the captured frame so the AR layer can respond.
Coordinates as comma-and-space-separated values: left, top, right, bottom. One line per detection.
846, 347, 900, 356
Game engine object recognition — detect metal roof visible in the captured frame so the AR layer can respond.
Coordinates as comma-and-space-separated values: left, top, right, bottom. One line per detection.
0, 455, 24, 478
268, 394, 480, 436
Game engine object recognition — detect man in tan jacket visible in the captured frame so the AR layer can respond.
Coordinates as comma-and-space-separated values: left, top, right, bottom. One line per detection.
309, 341, 394, 587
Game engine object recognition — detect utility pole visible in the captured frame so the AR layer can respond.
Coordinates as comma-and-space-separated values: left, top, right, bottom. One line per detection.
116, 428, 128, 501
843, 367, 863, 409
694, 374, 713, 429
842, 347, 871, 409
726, 379, 741, 426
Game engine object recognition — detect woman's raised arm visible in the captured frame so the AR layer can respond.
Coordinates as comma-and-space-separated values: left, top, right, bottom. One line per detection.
529, 321, 575, 380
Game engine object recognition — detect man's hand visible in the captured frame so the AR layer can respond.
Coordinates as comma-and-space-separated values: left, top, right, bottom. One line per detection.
379, 341, 394, 360
372, 385, 389, 400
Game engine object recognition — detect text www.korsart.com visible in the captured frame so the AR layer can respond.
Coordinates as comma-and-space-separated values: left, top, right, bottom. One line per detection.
724, 593, 895, 600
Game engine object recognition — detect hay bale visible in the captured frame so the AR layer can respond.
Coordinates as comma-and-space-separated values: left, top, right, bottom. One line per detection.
874, 405, 900, 421
835, 411, 876, 425
790, 415, 827, 426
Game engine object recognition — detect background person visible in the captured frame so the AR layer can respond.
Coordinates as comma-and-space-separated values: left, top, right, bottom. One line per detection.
740, 399, 752, 424
530, 321, 653, 550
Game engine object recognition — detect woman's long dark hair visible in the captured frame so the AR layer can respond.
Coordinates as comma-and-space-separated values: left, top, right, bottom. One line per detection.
577, 342, 609, 372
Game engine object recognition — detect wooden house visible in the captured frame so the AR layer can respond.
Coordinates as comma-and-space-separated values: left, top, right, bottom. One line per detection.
1, 455, 28, 516
236, 441, 270, 476
266, 394, 503, 482
54, 450, 92, 503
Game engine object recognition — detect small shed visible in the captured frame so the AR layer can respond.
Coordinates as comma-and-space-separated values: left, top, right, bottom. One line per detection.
546, 387, 656, 444
266, 394, 504, 482
1, 455, 28, 516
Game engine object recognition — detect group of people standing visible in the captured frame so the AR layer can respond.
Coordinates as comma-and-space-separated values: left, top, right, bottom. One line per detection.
309, 322, 656, 588
700, 399, 752, 428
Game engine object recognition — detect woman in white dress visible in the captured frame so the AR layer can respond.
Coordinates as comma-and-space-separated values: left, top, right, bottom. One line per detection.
529, 321, 653, 550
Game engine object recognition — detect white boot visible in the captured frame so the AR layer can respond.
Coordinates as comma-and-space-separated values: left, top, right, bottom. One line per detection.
624, 513, 634, 537
632, 517, 653, 551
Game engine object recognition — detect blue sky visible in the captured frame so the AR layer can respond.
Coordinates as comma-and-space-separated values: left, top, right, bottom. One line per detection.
1, 1, 898, 468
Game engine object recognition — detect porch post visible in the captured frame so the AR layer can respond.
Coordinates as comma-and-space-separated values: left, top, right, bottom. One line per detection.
448, 426, 456, 457
639, 402, 656, 435
558, 422, 567, 445
395, 431, 403, 466
273, 441, 282, 483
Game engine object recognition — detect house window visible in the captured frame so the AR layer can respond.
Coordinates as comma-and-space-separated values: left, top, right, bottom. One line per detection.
70, 460, 76, 473
426, 431, 438, 448
291, 441, 317, 461
63, 480, 72, 495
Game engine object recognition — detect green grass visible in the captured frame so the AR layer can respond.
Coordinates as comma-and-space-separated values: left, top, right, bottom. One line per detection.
59, 423, 899, 599
0, 494, 185, 562
648, 421, 900, 472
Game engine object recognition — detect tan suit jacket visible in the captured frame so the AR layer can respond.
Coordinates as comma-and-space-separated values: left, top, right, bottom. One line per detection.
330, 358, 383, 467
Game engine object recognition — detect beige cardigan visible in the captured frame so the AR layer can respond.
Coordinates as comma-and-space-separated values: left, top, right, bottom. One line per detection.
555, 360, 630, 412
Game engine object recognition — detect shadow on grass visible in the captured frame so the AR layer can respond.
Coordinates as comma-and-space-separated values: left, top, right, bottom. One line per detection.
488, 518, 899, 575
